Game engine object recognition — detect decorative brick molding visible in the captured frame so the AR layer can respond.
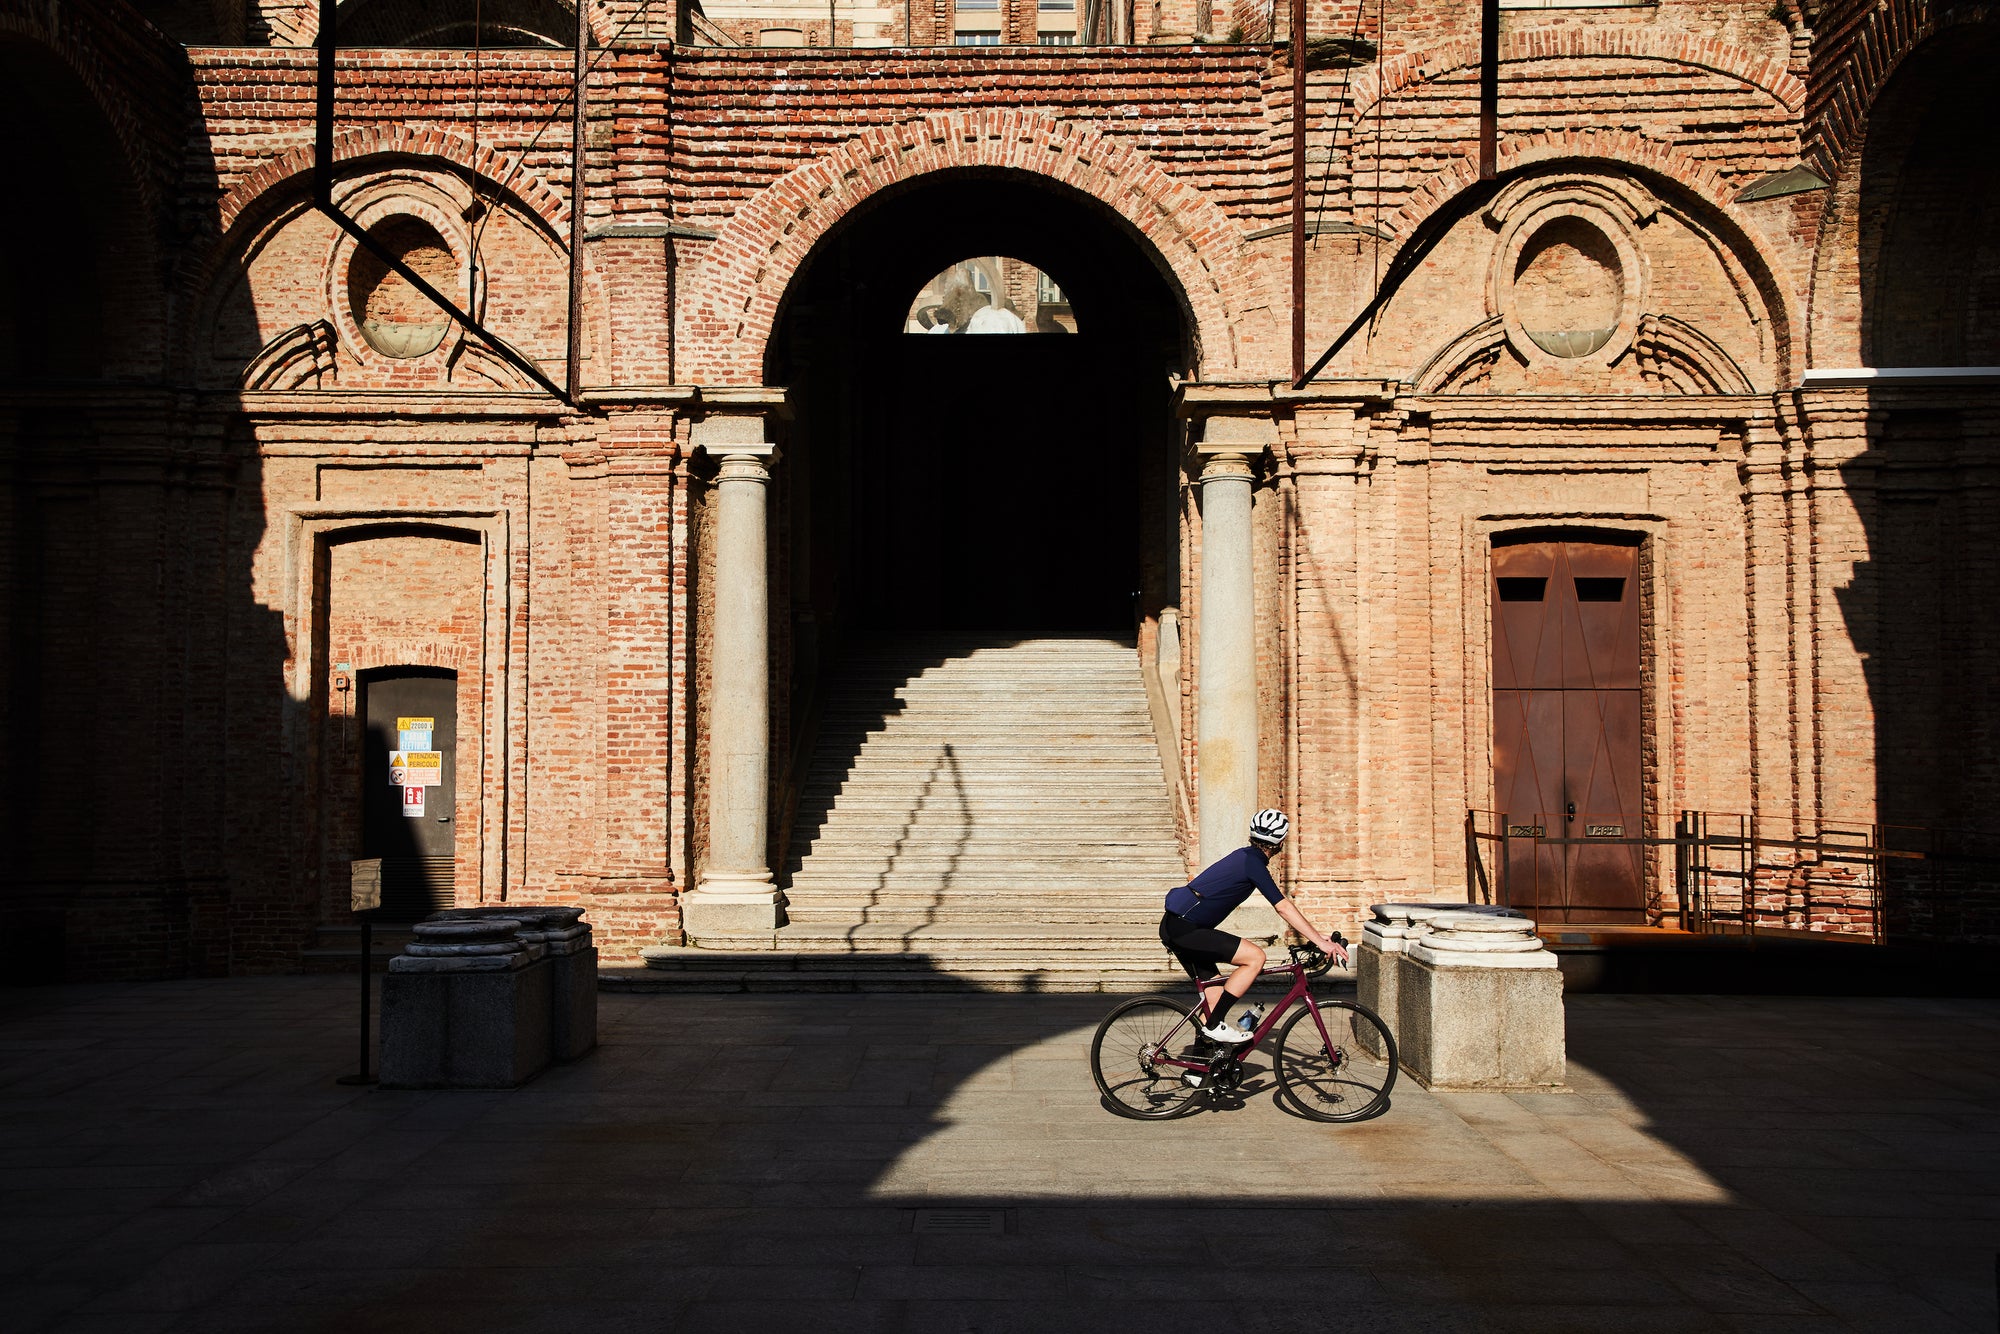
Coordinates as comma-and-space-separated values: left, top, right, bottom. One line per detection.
679, 108, 1273, 383
211, 126, 571, 243
1381, 131, 1801, 379
1347, 25, 1808, 122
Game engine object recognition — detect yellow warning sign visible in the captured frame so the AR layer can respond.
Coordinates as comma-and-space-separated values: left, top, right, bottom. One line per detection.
389, 750, 444, 786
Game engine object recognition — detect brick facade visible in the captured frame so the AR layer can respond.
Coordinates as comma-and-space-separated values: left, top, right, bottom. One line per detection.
5, 0, 1995, 977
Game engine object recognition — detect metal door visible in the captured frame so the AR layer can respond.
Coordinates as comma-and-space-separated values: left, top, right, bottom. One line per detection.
1491, 538, 1644, 922
361, 670, 457, 917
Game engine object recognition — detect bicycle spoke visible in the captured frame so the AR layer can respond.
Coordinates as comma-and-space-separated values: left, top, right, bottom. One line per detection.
1090, 996, 1207, 1120
1274, 1001, 1396, 1123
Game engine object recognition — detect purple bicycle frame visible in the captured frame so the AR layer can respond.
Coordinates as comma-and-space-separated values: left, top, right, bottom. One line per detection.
1149, 953, 1341, 1074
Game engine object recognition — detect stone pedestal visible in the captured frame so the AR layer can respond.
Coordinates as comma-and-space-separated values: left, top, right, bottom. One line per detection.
686, 444, 786, 936
430, 905, 597, 1062
1357, 901, 1528, 1058
1379, 908, 1564, 1090
379, 918, 554, 1089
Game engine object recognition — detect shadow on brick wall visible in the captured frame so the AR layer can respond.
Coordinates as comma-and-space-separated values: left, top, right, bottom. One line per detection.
1837, 21, 2000, 944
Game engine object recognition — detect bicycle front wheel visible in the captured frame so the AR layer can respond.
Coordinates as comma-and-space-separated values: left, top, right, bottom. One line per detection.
1090, 996, 1207, 1120
1273, 1000, 1397, 1123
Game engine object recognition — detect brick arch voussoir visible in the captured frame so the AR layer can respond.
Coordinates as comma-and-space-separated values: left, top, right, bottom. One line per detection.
1384, 132, 1802, 377
686, 110, 1257, 384
277, 0, 618, 47
1346, 27, 1804, 129
212, 127, 570, 242
1807, 4, 2000, 180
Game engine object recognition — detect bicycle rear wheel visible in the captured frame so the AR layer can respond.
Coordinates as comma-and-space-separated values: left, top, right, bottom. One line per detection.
1273, 1000, 1397, 1123
1090, 996, 1208, 1120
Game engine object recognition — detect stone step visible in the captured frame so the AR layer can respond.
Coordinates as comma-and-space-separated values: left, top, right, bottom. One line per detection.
783, 853, 1183, 874
603, 968, 1185, 995
801, 776, 1170, 795
780, 908, 1160, 927
689, 921, 1167, 949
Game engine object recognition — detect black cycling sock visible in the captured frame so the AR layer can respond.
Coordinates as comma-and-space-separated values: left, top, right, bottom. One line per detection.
1208, 994, 1236, 1027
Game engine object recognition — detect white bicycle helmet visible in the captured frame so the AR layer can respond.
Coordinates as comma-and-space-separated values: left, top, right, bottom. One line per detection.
1249, 808, 1290, 846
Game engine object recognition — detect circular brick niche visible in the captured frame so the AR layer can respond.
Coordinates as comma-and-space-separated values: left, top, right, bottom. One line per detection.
1512, 217, 1623, 358
1492, 197, 1645, 370
347, 216, 457, 359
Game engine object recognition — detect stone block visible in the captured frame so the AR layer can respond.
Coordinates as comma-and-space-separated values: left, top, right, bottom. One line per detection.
425, 905, 598, 1063
379, 956, 555, 1089
1390, 909, 1564, 1091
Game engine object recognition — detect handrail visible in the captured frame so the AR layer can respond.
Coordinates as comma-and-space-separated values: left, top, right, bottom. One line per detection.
1465, 807, 2000, 946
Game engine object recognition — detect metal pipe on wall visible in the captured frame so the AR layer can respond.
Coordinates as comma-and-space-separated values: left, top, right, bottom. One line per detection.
1479, 0, 1499, 178
1289, 0, 1307, 386
568, 0, 590, 399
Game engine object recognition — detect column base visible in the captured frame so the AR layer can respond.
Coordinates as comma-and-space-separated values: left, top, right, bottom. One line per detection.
683, 872, 788, 935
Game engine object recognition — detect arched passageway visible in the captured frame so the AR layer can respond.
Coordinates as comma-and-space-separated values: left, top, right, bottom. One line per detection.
1859, 25, 2000, 368
767, 169, 1191, 646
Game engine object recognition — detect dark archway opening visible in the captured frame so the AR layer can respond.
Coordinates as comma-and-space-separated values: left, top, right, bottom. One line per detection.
767, 169, 1190, 648
1839, 22, 2000, 944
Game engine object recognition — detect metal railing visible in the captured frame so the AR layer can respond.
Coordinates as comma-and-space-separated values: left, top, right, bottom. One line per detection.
1465, 808, 2000, 945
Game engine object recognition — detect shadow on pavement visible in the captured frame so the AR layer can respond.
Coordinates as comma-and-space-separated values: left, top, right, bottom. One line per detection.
0, 973, 1993, 1332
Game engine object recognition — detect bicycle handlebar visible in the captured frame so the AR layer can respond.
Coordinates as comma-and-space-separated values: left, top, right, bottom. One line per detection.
1290, 935, 1344, 978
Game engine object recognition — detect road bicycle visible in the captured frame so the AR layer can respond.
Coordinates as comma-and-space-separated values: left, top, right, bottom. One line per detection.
1090, 939, 1397, 1122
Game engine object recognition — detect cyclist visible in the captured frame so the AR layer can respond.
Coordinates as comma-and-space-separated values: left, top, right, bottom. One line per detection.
1160, 808, 1349, 1045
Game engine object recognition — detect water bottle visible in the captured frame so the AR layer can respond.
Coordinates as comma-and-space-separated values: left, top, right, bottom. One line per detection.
1238, 1006, 1263, 1035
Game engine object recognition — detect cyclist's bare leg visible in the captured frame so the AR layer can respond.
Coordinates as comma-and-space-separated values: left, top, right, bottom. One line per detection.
1201, 939, 1266, 1023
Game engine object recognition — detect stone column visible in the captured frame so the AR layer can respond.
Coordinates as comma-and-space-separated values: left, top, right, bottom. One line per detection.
684, 443, 786, 936
1197, 449, 1258, 865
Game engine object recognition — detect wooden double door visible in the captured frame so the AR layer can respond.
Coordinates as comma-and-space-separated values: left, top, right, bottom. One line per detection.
1491, 536, 1645, 923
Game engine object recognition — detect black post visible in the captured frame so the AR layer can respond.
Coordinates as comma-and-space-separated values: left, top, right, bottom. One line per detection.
336, 915, 377, 1086
1478, 0, 1499, 179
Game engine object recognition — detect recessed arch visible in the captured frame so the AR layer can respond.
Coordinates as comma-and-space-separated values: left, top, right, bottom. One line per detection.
1379, 135, 1799, 387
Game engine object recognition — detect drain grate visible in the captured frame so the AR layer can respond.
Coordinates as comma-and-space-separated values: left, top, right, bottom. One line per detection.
912, 1208, 1007, 1235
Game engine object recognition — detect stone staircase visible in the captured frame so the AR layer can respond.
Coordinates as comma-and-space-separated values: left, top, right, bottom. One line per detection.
625, 634, 1193, 992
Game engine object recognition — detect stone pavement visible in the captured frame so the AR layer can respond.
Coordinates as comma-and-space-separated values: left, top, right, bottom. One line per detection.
0, 980, 1994, 1333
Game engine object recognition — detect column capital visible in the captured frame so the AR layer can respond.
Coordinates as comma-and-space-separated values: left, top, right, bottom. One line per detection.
714, 449, 776, 484
1197, 450, 1256, 484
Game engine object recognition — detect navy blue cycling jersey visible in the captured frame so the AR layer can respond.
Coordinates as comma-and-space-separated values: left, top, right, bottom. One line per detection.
1162, 845, 1283, 928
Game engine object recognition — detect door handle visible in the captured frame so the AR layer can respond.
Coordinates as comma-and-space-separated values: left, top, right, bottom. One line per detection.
1565, 802, 1576, 821
436, 816, 452, 823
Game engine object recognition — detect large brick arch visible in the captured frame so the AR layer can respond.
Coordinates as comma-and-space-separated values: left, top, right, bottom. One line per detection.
0, 2, 185, 228
1807, 2, 1998, 178
1806, 14, 2000, 368
1346, 26, 1806, 125
1380, 131, 1802, 382
681, 110, 1265, 385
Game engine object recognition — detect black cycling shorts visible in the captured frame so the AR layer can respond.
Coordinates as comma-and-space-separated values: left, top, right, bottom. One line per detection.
1159, 911, 1242, 981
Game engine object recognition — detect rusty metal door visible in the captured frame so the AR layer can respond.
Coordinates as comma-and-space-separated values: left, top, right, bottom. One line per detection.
1491, 537, 1644, 922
